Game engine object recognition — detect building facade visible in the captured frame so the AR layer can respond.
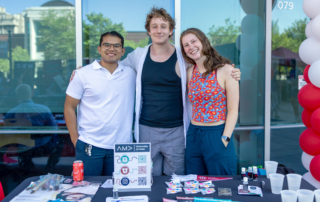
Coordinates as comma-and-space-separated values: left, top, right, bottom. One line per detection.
0, 0, 309, 195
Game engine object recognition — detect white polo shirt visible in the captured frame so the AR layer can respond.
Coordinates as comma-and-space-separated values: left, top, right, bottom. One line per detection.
66, 60, 136, 149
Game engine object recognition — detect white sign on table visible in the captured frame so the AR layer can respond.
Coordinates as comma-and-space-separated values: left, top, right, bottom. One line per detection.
114, 143, 151, 192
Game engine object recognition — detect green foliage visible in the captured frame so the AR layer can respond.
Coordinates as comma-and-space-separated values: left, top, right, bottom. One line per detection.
38, 10, 76, 60
12, 46, 30, 62
83, 12, 127, 59
0, 46, 30, 74
207, 18, 241, 46
272, 18, 308, 53
206, 17, 307, 54
0, 59, 9, 74
124, 37, 149, 50
38, 11, 148, 60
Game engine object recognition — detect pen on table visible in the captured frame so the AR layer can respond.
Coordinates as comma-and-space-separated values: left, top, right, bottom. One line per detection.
31, 177, 49, 194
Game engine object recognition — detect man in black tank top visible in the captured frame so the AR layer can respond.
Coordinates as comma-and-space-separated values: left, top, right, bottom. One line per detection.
139, 44, 185, 176
140, 47, 183, 128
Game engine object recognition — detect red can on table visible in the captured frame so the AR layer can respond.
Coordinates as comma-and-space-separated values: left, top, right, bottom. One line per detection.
73, 160, 84, 181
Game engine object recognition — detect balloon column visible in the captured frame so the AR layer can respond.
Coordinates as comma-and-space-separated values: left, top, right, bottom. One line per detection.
299, 0, 320, 188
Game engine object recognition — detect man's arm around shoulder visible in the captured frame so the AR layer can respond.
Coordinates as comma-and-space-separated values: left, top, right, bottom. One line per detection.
120, 47, 144, 71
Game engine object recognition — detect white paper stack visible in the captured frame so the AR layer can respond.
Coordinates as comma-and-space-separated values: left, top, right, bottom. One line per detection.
171, 174, 197, 182
238, 185, 263, 197
106, 195, 148, 202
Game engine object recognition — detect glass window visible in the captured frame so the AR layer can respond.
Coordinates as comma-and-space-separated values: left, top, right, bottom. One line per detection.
0, 0, 76, 131
181, 0, 266, 127
271, 0, 309, 125
181, 0, 266, 173
0, 0, 76, 196
82, 0, 174, 64
270, 0, 309, 175
234, 129, 265, 170
271, 127, 307, 174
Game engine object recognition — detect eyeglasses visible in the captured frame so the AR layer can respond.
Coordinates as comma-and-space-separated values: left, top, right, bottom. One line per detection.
101, 43, 122, 50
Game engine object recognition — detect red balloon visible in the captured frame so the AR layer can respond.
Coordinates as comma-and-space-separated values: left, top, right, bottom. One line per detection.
302, 109, 313, 128
311, 108, 320, 134
298, 84, 320, 111
299, 128, 320, 156
303, 65, 311, 84
310, 154, 320, 181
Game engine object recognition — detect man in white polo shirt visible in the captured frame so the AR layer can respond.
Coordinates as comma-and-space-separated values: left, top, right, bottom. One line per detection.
64, 31, 135, 176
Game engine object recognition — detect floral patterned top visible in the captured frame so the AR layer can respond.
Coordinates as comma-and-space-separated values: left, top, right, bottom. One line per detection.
188, 65, 227, 123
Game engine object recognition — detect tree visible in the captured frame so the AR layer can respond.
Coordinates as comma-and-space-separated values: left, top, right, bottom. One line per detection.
124, 37, 149, 49
38, 11, 148, 60
272, 18, 308, 53
0, 46, 30, 75
83, 12, 127, 59
12, 46, 30, 62
207, 18, 241, 46
38, 10, 76, 60
283, 18, 308, 53
272, 20, 293, 51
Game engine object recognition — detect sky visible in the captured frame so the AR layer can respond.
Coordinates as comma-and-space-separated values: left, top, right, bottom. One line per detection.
1, 0, 308, 34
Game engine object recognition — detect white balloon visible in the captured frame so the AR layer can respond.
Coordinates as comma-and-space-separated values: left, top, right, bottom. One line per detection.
302, 152, 315, 171
299, 37, 320, 65
241, 14, 265, 35
235, 33, 251, 50
240, 47, 261, 67
303, 172, 320, 189
303, 0, 320, 19
305, 20, 314, 38
312, 15, 320, 41
308, 60, 320, 88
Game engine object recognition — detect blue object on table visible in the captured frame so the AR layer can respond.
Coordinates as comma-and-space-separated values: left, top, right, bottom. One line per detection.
258, 168, 266, 175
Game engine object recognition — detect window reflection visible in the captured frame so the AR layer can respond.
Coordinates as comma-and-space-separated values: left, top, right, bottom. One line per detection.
82, 0, 172, 61
234, 129, 264, 169
181, 0, 266, 126
0, 1, 75, 130
181, 0, 266, 174
4, 84, 57, 130
0, 0, 75, 196
271, 0, 309, 124
271, 127, 307, 174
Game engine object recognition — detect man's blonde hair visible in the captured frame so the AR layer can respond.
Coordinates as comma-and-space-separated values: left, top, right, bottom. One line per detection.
145, 6, 175, 38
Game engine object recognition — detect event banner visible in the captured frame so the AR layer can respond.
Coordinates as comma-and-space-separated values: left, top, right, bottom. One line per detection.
114, 143, 152, 192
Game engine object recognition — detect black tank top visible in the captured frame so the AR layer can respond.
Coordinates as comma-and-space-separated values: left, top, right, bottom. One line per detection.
139, 47, 183, 128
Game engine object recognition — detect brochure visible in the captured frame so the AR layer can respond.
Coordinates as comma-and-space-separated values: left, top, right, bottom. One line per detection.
10, 184, 99, 202
106, 195, 148, 202
238, 185, 263, 197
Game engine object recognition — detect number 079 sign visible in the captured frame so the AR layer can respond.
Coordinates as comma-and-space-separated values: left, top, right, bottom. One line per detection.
114, 143, 151, 192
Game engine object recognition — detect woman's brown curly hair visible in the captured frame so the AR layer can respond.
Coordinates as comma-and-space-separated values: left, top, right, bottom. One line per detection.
180, 28, 231, 78
145, 6, 175, 38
